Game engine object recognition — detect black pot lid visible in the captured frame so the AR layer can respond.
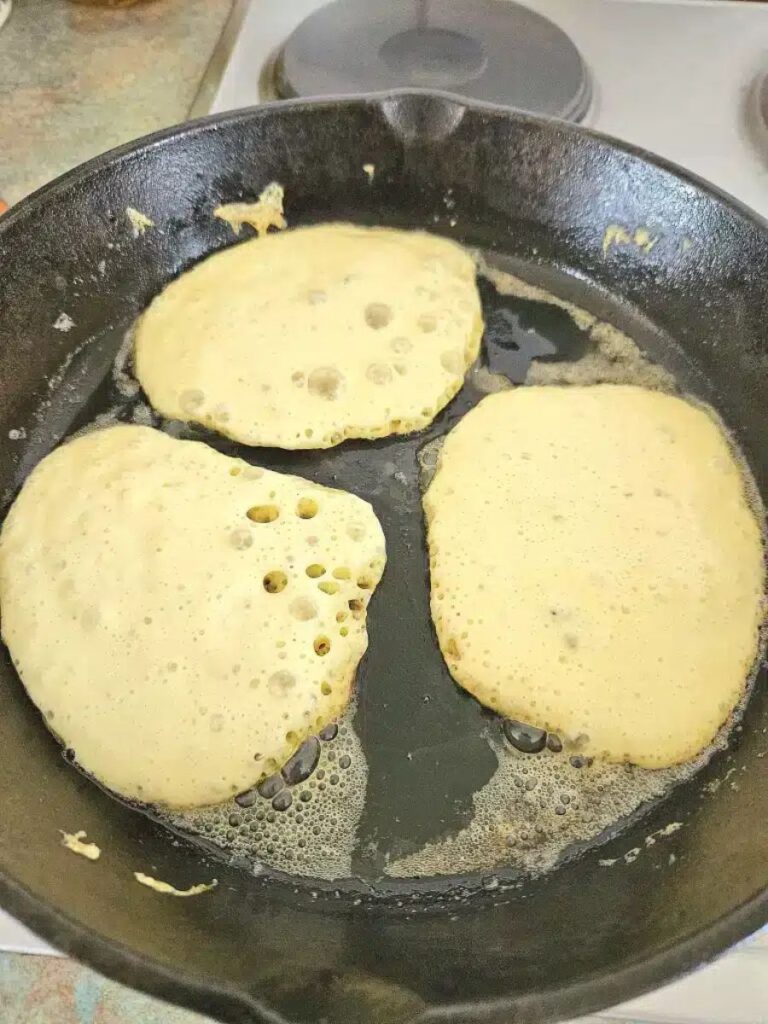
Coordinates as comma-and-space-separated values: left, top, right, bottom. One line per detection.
272, 0, 592, 122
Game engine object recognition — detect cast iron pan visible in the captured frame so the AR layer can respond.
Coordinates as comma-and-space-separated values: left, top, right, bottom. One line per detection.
1, 92, 767, 1024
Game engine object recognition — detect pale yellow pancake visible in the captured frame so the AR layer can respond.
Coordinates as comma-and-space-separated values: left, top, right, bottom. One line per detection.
0, 425, 385, 807
134, 223, 483, 449
425, 385, 764, 768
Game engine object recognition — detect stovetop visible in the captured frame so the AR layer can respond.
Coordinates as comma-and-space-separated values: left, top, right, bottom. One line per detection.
212, 0, 768, 219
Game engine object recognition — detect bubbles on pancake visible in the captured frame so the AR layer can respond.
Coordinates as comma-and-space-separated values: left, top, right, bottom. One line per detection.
307, 366, 343, 401
289, 596, 317, 621
425, 386, 765, 769
1, 426, 385, 810
269, 670, 296, 695
390, 337, 412, 355
686, 394, 768, 535
263, 570, 288, 594
246, 504, 279, 524
417, 252, 766, 874
296, 496, 319, 519
211, 403, 230, 425
366, 363, 393, 386
132, 225, 482, 449
26, 240, 763, 887
313, 635, 331, 656
229, 528, 253, 551
162, 705, 367, 880
440, 349, 464, 375
179, 388, 205, 416
364, 302, 392, 329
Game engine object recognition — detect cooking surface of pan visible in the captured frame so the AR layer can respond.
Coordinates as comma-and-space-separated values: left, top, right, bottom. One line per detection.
1, 92, 767, 1024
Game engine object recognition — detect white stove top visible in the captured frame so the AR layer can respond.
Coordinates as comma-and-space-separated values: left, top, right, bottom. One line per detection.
2, 3, 767, 1021
213, 0, 768, 220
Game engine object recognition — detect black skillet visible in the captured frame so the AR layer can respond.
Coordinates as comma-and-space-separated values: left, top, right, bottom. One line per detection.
1, 92, 767, 1024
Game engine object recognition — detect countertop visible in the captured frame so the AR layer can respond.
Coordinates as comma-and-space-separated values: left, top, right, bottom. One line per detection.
0, 0, 234, 205
1, 954, 213, 1023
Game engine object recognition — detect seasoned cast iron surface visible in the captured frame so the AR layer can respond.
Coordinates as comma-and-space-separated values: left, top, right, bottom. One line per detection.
0, 93, 767, 1024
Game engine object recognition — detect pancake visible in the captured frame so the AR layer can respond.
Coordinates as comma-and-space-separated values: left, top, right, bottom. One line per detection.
134, 224, 483, 449
0, 425, 385, 807
425, 385, 764, 768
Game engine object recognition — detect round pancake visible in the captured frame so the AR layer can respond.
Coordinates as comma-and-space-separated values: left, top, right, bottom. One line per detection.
134, 224, 483, 449
0, 425, 385, 807
425, 385, 765, 768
